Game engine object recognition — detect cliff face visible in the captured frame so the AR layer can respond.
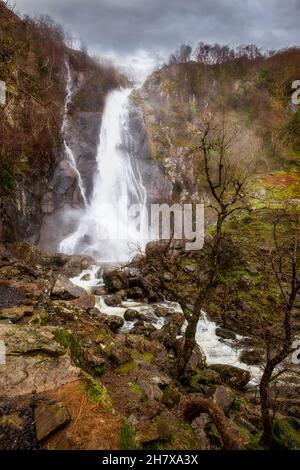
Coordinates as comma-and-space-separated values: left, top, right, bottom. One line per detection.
133, 51, 300, 203
0, 2, 124, 246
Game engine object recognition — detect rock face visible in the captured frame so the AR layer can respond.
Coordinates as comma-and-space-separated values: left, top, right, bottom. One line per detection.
51, 275, 86, 300
34, 400, 71, 442
0, 324, 81, 397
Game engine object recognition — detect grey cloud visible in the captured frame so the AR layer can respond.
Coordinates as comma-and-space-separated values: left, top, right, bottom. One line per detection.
14, 0, 300, 57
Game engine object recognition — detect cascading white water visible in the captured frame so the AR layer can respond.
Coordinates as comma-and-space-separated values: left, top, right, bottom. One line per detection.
62, 60, 87, 205
59, 88, 147, 261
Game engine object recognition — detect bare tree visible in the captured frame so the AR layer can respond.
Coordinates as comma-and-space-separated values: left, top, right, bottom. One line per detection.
175, 114, 251, 374
254, 207, 300, 446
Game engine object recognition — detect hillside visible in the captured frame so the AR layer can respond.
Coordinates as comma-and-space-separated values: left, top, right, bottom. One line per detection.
0, 2, 123, 244
133, 48, 300, 203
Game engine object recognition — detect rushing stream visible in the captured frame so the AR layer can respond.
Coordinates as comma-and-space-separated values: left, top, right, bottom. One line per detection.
71, 266, 261, 386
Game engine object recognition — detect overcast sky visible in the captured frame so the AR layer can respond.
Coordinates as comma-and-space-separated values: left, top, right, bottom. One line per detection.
14, 0, 300, 78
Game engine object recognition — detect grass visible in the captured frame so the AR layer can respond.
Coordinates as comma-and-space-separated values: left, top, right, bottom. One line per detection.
130, 383, 145, 399
120, 421, 137, 450
116, 361, 136, 375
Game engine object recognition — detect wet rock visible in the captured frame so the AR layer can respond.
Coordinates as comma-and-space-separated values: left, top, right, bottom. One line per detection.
60, 255, 95, 277
51, 275, 86, 300
215, 327, 236, 340
115, 289, 128, 299
239, 348, 264, 365
208, 385, 235, 413
127, 286, 145, 300
124, 309, 142, 321
208, 364, 250, 390
96, 312, 124, 333
103, 269, 128, 293
131, 320, 156, 337
80, 273, 91, 281
103, 294, 122, 307
71, 295, 95, 310
91, 286, 107, 296
151, 313, 184, 348
34, 400, 71, 442
153, 305, 171, 317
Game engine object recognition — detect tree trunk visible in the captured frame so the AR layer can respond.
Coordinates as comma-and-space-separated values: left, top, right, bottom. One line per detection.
177, 306, 201, 376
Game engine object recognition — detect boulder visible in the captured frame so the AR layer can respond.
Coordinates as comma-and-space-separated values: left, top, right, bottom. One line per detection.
60, 255, 95, 277
34, 400, 71, 442
51, 275, 86, 300
103, 294, 122, 307
0, 324, 80, 397
239, 348, 264, 365
96, 312, 124, 333
124, 309, 142, 321
103, 269, 128, 293
151, 313, 184, 348
91, 286, 107, 296
215, 327, 236, 340
131, 320, 156, 337
127, 286, 145, 300
208, 364, 250, 389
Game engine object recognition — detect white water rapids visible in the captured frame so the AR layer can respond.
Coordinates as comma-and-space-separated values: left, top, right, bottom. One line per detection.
71, 266, 261, 386
59, 87, 147, 262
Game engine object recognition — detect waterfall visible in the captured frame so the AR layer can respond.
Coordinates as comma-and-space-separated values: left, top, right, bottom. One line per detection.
62, 59, 87, 205
59, 87, 147, 262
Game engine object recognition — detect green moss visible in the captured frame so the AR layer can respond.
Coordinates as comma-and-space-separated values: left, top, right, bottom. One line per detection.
232, 397, 242, 411
190, 370, 211, 387
130, 383, 145, 399
273, 417, 300, 450
86, 378, 103, 403
116, 361, 136, 375
94, 365, 106, 376
120, 421, 137, 450
53, 328, 83, 367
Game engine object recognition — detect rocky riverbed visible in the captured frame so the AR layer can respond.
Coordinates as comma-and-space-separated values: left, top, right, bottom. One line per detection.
1, 242, 300, 450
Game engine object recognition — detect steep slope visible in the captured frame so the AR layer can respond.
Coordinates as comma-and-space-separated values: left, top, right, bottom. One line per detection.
0, 2, 124, 244
133, 50, 300, 203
